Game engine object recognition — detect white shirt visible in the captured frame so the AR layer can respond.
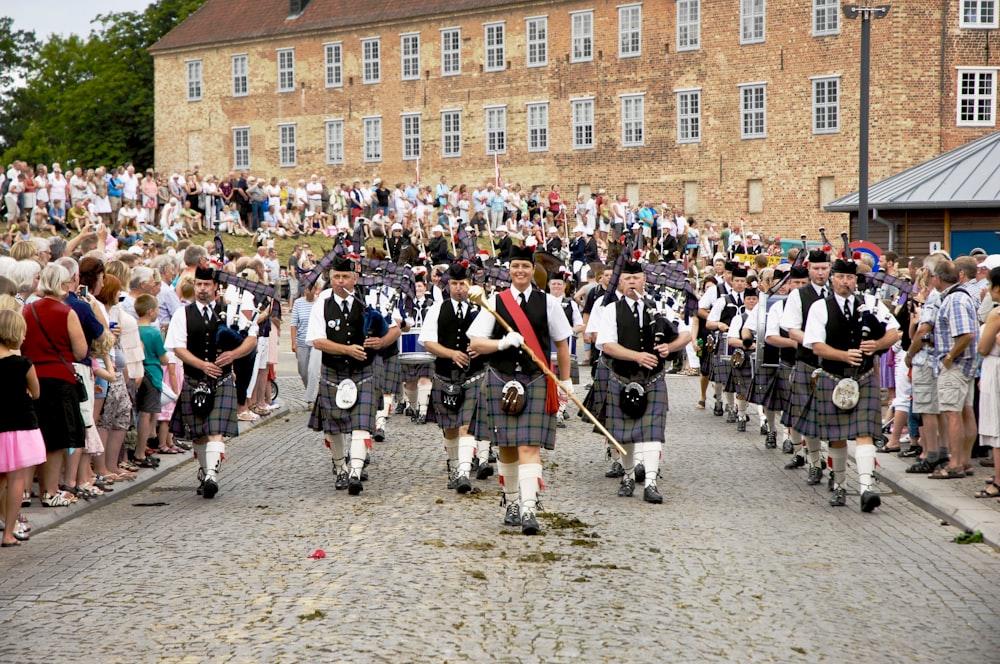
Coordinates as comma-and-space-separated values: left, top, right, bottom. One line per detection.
803, 293, 898, 349
466, 286, 572, 344
165, 301, 258, 352
707, 291, 745, 324
305, 290, 397, 345
418, 298, 473, 346
596, 298, 689, 349
764, 299, 786, 341
779, 282, 827, 333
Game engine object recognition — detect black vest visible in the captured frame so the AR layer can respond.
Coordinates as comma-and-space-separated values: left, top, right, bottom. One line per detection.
718, 292, 742, 328
183, 301, 226, 380
560, 296, 575, 327
321, 296, 376, 372
434, 299, 485, 377
611, 298, 663, 377
794, 284, 824, 366
490, 289, 550, 375
761, 296, 784, 365
819, 295, 873, 376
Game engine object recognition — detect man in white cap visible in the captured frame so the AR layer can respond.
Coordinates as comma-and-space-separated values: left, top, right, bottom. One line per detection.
494, 226, 513, 263
544, 226, 563, 255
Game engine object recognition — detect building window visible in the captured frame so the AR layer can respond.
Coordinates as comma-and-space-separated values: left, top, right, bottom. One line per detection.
401, 34, 420, 81
362, 38, 381, 84
277, 48, 295, 93
324, 42, 343, 88
441, 28, 461, 76
571, 11, 594, 63
363, 116, 382, 162
231, 55, 248, 97
233, 127, 249, 169
676, 89, 701, 143
186, 60, 202, 102
741, 0, 765, 44
442, 110, 462, 158
325, 120, 344, 164
962, 1, 998, 28
485, 23, 505, 72
813, 0, 840, 36
279, 124, 296, 167
621, 94, 644, 147
619, 5, 642, 58
957, 68, 997, 126
678, 0, 700, 51
526, 17, 548, 67
485, 106, 506, 154
402, 114, 421, 160
572, 98, 594, 150
740, 84, 767, 139
812, 76, 840, 134
527, 102, 549, 152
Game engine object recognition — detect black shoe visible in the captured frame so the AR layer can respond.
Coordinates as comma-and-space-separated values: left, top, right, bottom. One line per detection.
196, 480, 204, 496
373, 428, 385, 442
335, 472, 349, 490
634, 462, 646, 483
476, 463, 494, 480
202, 477, 219, 499
395, 402, 406, 415
806, 466, 823, 485
765, 432, 777, 449
736, 416, 747, 433
784, 455, 805, 469
617, 478, 635, 497
404, 406, 415, 417
760, 422, 769, 436
447, 472, 460, 490
860, 490, 881, 513
713, 401, 724, 416
348, 475, 363, 495
829, 486, 846, 507
828, 472, 836, 491
360, 469, 369, 482
643, 484, 664, 504
416, 414, 427, 425
725, 409, 737, 424
605, 461, 625, 478
488, 449, 497, 463
556, 412, 567, 428
521, 511, 539, 535
455, 474, 472, 494
782, 438, 794, 454
504, 503, 521, 527
899, 445, 923, 458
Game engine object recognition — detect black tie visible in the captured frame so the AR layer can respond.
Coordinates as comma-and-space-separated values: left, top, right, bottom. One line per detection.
821, 287, 828, 299
457, 303, 465, 319
202, 306, 212, 324
519, 292, 527, 308
843, 299, 852, 319
632, 301, 640, 325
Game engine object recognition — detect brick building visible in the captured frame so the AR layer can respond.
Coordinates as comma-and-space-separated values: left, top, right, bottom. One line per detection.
151, 0, 1000, 240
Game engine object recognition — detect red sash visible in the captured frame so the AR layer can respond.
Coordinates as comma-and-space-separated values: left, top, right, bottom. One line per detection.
498, 290, 560, 414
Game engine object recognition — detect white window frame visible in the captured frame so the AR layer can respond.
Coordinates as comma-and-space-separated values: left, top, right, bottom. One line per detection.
813, 0, 840, 37
676, 88, 702, 144
324, 42, 343, 88
441, 110, 462, 158
961, 1, 998, 28
278, 123, 296, 167
485, 105, 507, 155
233, 127, 250, 169
277, 48, 295, 93
526, 16, 548, 68
811, 75, 840, 134
362, 38, 381, 84
401, 33, 420, 81
325, 119, 344, 165
186, 59, 202, 102
363, 116, 383, 162
441, 28, 461, 76
621, 93, 645, 147
618, 4, 642, 58
740, 0, 766, 45
957, 67, 998, 127
401, 113, 421, 160
571, 97, 595, 150
484, 22, 505, 72
571, 11, 594, 63
231, 54, 248, 97
740, 83, 767, 139
677, 0, 700, 51
526, 101, 549, 152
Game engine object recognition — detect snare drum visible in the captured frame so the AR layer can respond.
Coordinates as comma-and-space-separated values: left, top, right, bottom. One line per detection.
399, 329, 434, 365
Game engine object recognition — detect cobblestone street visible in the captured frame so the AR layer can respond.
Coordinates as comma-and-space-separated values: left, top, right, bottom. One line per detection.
2, 375, 999, 662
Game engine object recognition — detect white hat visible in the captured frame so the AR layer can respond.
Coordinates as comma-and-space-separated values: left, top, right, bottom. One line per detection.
713, 252, 726, 262
391, 222, 403, 231
373, 178, 381, 185
431, 226, 443, 234
982, 254, 1000, 271
630, 222, 641, 230
464, 225, 473, 232
548, 226, 558, 234
525, 236, 538, 248
496, 226, 508, 233
337, 220, 349, 229
128, 245, 144, 255
572, 225, 585, 234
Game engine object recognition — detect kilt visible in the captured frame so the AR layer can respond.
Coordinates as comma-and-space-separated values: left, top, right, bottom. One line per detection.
725, 356, 754, 400
308, 365, 379, 435
750, 363, 791, 412
433, 371, 485, 432
710, 347, 732, 384
169, 374, 239, 440
781, 361, 820, 438
605, 372, 669, 443
580, 356, 610, 426
809, 369, 880, 441
698, 327, 714, 377
402, 361, 432, 382
471, 368, 555, 449
375, 353, 402, 395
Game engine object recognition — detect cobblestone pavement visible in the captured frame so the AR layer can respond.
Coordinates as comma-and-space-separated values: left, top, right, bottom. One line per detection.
2, 374, 1000, 663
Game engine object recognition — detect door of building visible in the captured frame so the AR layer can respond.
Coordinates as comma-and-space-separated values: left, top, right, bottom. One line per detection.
950, 230, 1000, 256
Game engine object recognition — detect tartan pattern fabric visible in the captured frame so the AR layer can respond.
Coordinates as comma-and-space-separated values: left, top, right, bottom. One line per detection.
710, 341, 732, 384
580, 357, 610, 428
169, 375, 240, 440
781, 361, 820, 437
401, 362, 432, 382
749, 364, 791, 411
433, 372, 485, 432
471, 368, 556, 449
726, 358, 754, 400
309, 365, 379, 435
375, 354, 402, 394
605, 373, 669, 443
809, 369, 881, 441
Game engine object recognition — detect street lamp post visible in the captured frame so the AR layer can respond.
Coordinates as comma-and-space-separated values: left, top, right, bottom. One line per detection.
843, 4, 890, 242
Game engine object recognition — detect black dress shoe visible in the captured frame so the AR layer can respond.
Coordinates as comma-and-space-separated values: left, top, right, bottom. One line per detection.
713, 401, 724, 416
476, 463, 494, 480
335, 472, 349, 490
784, 455, 805, 469
504, 503, 521, 526
806, 466, 823, 485
202, 477, 219, 499
725, 409, 737, 424
488, 449, 497, 463
348, 475, 363, 495
860, 490, 881, 513
373, 428, 385, 442
782, 439, 794, 454
736, 416, 747, 433
360, 469, 369, 482
634, 462, 646, 483
765, 432, 777, 449
829, 487, 846, 507
899, 445, 923, 458
404, 406, 415, 417
416, 414, 427, 425
196, 480, 204, 496
617, 478, 635, 497
643, 484, 664, 504
520, 511, 539, 535
455, 474, 472, 494
760, 422, 769, 436
394, 402, 406, 415
605, 461, 625, 478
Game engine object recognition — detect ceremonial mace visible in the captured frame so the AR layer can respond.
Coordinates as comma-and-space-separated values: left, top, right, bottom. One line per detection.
467, 285, 626, 455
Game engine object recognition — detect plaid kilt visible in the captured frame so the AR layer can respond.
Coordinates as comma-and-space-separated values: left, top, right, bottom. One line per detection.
472, 368, 555, 450
810, 369, 881, 441
375, 354, 402, 395
605, 372, 669, 443
169, 374, 239, 440
781, 361, 820, 438
725, 356, 754, 400
580, 356, 610, 428
309, 365, 379, 435
433, 371, 485, 433
750, 363, 791, 411
710, 347, 732, 384
402, 361, 432, 382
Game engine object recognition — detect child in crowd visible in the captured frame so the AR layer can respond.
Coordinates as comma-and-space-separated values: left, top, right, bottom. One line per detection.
134, 294, 169, 467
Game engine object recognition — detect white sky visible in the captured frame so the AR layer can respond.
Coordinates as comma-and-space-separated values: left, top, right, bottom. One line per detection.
5, 1, 155, 39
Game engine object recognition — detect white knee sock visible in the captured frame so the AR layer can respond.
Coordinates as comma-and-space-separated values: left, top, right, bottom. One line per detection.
325, 434, 346, 473
498, 461, 519, 505
766, 410, 780, 436
736, 398, 747, 417
830, 446, 848, 488
621, 443, 636, 478
641, 441, 662, 486
725, 392, 735, 408
518, 463, 543, 514
806, 437, 822, 466
204, 441, 225, 479
855, 444, 876, 493
444, 436, 458, 472
476, 439, 490, 464
349, 431, 369, 476
193, 442, 208, 473
404, 385, 418, 409
417, 381, 432, 416
458, 435, 476, 474
713, 382, 723, 400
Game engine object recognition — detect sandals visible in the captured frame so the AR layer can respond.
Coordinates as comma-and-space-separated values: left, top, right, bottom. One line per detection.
41, 492, 72, 508
134, 456, 159, 469
696, 400, 706, 410
974, 482, 1000, 499
928, 465, 967, 480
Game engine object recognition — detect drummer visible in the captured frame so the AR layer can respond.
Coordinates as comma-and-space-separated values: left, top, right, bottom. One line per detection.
726, 287, 759, 433
366, 279, 405, 442
401, 276, 435, 423
546, 269, 583, 428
